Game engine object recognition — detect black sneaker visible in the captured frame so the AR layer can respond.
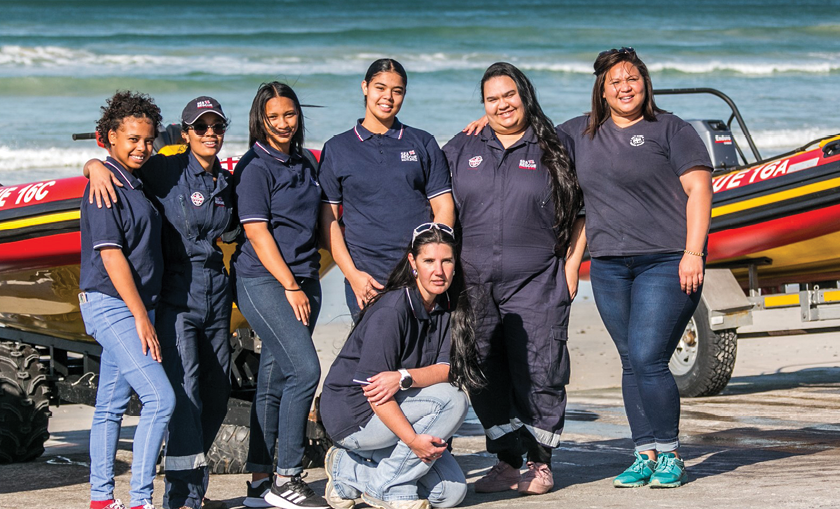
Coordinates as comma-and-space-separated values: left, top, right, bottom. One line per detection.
264, 474, 329, 509
243, 477, 273, 508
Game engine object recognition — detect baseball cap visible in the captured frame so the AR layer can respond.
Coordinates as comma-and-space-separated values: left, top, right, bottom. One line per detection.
181, 96, 227, 125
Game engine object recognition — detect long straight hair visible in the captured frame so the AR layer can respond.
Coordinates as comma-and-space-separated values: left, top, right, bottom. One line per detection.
584, 49, 666, 138
480, 62, 582, 254
356, 228, 484, 392
248, 81, 305, 154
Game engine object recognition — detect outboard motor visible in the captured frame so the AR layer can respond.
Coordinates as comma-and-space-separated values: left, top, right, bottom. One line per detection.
688, 120, 739, 172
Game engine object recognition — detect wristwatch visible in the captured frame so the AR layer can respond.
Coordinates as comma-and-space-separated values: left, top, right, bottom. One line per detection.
398, 368, 413, 390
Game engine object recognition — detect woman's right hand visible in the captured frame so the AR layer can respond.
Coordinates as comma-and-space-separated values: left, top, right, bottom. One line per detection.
88, 160, 123, 208
348, 270, 384, 311
406, 434, 448, 463
285, 288, 311, 326
135, 314, 161, 362
462, 115, 489, 136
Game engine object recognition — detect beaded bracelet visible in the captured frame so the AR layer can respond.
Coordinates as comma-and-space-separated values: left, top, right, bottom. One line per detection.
683, 249, 704, 257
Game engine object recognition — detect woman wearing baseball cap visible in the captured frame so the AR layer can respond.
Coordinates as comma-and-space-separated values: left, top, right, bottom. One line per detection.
84, 95, 235, 509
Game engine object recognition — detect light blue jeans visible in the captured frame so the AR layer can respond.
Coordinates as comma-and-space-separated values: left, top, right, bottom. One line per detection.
80, 291, 176, 508
329, 383, 469, 507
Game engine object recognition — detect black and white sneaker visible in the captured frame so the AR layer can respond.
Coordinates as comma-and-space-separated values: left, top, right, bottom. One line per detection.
264, 474, 329, 509
243, 477, 273, 508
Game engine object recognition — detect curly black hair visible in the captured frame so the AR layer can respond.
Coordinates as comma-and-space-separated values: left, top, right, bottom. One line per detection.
96, 90, 162, 148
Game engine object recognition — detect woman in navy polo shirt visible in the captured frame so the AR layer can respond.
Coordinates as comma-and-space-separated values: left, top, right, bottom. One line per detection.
444, 62, 583, 497
559, 48, 712, 489
231, 82, 327, 509
321, 223, 484, 509
319, 58, 456, 320
79, 91, 175, 509
85, 96, 235, 509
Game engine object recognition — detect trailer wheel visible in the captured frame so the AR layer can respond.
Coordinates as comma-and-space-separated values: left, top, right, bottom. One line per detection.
0, 342, 52, 463
669, 302, 737, 397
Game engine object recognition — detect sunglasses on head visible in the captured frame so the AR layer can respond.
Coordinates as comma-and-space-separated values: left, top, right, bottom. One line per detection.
186, 122, 228, 135
411, 222, 455, 247
599, 46, 635, 58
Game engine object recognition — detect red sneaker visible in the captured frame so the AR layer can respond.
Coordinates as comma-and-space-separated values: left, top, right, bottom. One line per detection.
517, 462, 554, 495
90, 500, 126, 509
474, 461, 521, 493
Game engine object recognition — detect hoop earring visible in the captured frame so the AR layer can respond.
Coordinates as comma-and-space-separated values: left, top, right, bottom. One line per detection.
411, 269, 418, 278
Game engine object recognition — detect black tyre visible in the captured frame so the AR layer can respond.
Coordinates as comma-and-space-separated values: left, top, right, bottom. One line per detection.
0, 342, 52, 463
669, 301, 738, 397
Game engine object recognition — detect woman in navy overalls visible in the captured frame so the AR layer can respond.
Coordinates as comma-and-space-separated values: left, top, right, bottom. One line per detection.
85, 97, 234, 509
319, 58, 456, 320
443, 62, 583, 496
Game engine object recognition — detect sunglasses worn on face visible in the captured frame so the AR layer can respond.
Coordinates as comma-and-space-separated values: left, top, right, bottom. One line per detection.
187, 122, 228, 135
599, 46, 635, 58
411, 222, 455, 247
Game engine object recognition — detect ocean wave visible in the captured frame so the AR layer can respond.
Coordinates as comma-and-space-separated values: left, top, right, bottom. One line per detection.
4, 45, 839, 77
734, 128, 839, 151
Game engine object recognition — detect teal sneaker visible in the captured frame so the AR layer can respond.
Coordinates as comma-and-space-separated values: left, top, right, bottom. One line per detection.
649, 452, 688, 488
613, 452, 656, 488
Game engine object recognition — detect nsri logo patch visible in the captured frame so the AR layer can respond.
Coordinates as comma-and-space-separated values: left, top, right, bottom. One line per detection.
630, 135, 645, 147
468, 156, 483, 168
519, 159, 537, 170
401, 150, 418, 162
191, 192, 205, 206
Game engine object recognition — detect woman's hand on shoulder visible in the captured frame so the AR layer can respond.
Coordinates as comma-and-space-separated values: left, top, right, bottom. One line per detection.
679, 253, 704, 295
363, 370, 401, 406
462, 116, 489, 136
406, 434, 448, 463
85, 159, 122, 208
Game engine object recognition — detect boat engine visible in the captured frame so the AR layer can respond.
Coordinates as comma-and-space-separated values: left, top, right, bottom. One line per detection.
688, 119, 740, 172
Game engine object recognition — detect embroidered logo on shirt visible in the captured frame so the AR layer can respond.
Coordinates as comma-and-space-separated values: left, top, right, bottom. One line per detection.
191, 192, 205, 206
630, 135, 645, 147
468, 155, 483, 168
214, 196, 225, 206
400, 150, 418, 162
519, 159, 537, 170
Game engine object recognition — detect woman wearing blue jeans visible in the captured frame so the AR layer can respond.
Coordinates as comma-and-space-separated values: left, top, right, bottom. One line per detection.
232, 82, 327, 509
321, 223, 485, 509
79, 91, 175, 509
560, 48, 713, 488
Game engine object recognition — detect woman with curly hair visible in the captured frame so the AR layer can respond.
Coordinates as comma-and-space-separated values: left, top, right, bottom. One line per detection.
444, 62, 583, 496
79, 90, 175, 509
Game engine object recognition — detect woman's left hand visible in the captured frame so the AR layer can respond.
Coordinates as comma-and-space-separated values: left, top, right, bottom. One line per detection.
363, 371, 401, 406
679, 253, 704, 295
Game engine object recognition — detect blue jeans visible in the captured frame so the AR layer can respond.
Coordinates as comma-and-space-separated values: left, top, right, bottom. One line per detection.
236, 276, 321, 476
343, 278, 362, 323
589, 253, 702, 453
80, 291, 176, 508
329, 383, 469, 506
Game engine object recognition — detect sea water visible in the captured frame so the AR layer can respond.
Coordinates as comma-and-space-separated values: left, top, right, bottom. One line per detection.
2, 0, 838, 320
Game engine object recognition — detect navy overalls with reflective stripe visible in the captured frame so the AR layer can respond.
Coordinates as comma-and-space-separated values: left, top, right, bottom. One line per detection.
444, 125, 571, 460
135, 151, 234, 509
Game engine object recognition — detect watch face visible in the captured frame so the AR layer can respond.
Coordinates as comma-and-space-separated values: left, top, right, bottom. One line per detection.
400, 374, 412, 389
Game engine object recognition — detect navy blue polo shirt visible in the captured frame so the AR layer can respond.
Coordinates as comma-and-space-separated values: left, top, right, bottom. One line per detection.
80, 157, 163, 310
321, 287, 452, 441
136, 151, 233, 271
319, 119, 452, 282
233, 142, 321, 280
558, 114, 712, 257
443, 125, 572, 283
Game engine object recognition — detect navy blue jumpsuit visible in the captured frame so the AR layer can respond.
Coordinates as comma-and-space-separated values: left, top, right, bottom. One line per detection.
443, 126, 571, 465
133, 151, 234, 509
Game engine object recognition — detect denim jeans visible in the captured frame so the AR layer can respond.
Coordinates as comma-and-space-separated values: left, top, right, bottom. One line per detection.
80, 291, 176, 508
329, 383, 469, 506
589, 253, 702, 453
236, 276, 321, 476
343, 278, 362, 323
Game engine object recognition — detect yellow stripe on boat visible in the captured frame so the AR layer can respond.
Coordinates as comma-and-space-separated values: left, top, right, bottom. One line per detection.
823, 290, 840, 303
764, 294, 800, 307
0, 211, 80, 231
712, 176, 840, 218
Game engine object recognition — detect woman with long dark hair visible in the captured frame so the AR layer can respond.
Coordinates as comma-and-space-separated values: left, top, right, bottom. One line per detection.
319, 58, 455, 320
559, 48, 712, 488
232, 82, 327, 509
443, 62, 583, 496
320, 223, 483, 509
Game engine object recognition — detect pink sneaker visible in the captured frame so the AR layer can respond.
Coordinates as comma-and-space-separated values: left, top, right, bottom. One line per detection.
474, 461, 521, 493
517, 462, 554, 495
